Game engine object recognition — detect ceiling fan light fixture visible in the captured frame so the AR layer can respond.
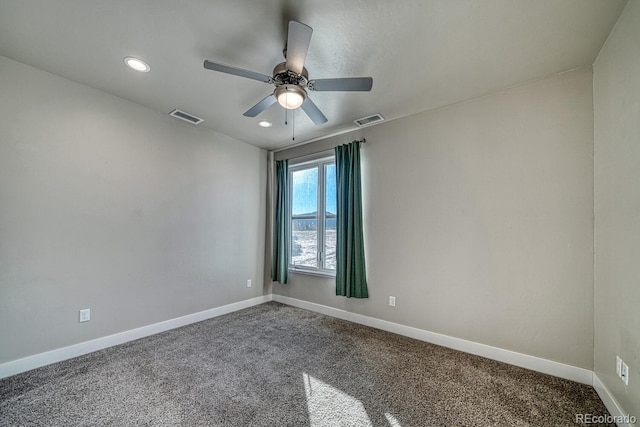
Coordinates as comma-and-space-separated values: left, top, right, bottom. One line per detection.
124, 56, 150, 72
275, 84, 306, 109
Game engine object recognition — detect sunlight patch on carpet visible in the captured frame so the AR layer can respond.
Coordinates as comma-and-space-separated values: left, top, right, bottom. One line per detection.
303, 372, 374, 426
385, 412, 402, 426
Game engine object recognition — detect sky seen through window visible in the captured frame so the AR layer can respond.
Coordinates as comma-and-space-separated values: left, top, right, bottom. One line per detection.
292, 165, 336, 215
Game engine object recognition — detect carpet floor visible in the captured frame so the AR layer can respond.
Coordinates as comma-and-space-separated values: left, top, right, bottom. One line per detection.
0, 302, 612, 426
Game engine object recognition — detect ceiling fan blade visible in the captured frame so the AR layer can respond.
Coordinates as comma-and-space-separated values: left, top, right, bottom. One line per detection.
308, 77, 373, 92
243, 94, 277, 117
301, 97, 328, 125
204, 60, 271, 83
285, 21, 313, 75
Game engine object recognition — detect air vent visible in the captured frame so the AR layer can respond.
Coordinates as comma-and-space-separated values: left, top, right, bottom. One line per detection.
354, 113, 384, 127
169, 109, 203, 125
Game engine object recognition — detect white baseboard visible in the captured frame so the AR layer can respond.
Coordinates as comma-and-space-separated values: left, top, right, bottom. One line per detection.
0, 295, 273, 379
272, 294, 593, 385
2, 292, 632, 425
593, 373, 636, 427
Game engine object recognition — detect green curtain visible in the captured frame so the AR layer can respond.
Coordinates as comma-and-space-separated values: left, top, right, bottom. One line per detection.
335, 141, 368, 298
272, 159, 289, 284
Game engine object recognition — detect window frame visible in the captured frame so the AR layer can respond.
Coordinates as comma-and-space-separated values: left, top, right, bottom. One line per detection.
288, 155, 336, 277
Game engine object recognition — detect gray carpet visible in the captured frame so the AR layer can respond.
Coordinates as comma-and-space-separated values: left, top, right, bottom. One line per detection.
0, 302, 612, 426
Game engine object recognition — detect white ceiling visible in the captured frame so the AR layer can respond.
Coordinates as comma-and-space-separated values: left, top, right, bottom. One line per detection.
0, 0, 627, 150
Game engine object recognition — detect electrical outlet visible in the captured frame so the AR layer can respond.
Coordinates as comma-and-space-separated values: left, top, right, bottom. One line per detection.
621, 362, 629, 385
246, 279, 252, 288
616, 356, 623, 377
79, 308, 90, 323
388, 296, 396, 307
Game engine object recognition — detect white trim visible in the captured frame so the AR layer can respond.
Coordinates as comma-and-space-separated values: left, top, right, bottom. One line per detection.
288, 157, 336, 275
288, 152, 335, 167
289, 268, 336, 279
0, 295, 273, 379
592, 373, 635, 427
272, 295, 593, 385
3, 292, 633, 423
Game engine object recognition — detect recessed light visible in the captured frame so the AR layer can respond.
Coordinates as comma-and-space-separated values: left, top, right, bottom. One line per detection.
258, 121, 272, 128
124, 56, 150, 72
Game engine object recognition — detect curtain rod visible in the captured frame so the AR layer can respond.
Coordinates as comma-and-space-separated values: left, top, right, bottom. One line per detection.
271, 124, 367, 153
281, 138, 367, 164
334, 138, 367, 145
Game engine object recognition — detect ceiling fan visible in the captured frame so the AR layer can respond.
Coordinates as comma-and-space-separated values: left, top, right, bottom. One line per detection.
203, 21, 373, 125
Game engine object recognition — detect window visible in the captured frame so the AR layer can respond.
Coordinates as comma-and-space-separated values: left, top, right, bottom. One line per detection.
289, 157, 336, 275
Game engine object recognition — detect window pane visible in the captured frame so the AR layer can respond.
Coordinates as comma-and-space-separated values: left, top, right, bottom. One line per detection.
325, 164, 336, 270
292, 219, 317, 268
292, 168, 318, 215
292, 168, 318, 268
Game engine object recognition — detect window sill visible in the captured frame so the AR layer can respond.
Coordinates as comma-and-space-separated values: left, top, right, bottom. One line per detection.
289, 268, 336, 279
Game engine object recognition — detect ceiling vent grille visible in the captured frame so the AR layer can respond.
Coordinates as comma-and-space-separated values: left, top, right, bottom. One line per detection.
169, 109, 203, 125
354, 113, 384, 127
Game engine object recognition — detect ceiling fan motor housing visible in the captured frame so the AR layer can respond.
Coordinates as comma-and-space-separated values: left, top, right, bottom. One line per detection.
272, 62, 308, 88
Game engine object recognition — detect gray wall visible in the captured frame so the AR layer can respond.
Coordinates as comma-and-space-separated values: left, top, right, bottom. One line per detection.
0, 56, 267, 364
594, 0, 640, 418
274, 68, 595, 369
